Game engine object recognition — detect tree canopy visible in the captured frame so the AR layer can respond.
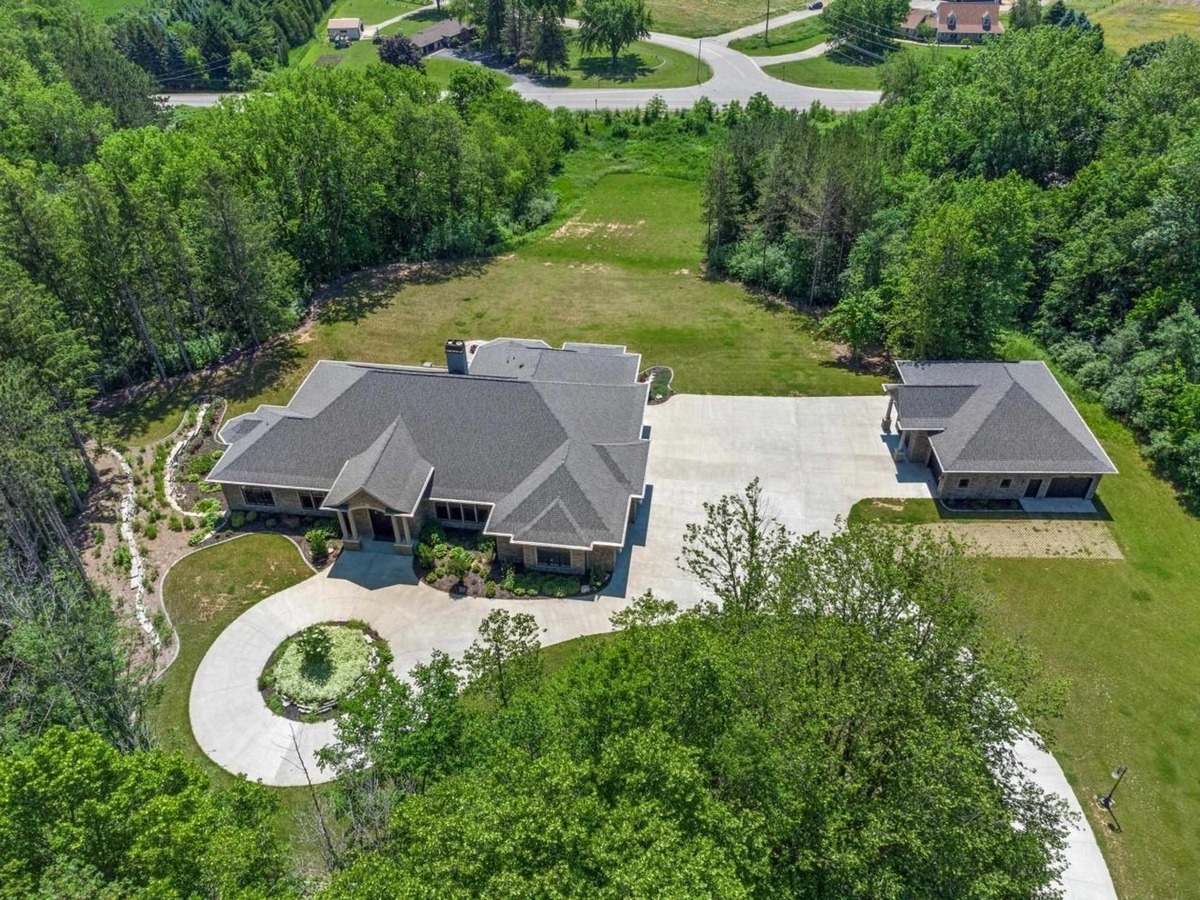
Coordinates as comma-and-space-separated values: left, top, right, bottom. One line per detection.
318, 511, 1068, 898
577, 0, 653, 66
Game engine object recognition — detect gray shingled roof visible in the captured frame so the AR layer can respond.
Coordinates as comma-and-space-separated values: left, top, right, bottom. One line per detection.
210, 345, 648, 549
891, 361, 1117, 475
468, 338, 641, 385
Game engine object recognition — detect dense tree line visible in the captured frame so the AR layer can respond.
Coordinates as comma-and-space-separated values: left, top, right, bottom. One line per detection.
109, 0, 335, 89
315, 489, 1068, 897
0, 728, 292, 898
0, 62, 563, 388
705, 27, 1200, 507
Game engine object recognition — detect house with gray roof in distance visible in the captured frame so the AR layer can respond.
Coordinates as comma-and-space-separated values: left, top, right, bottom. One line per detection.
208, 338, 649, 576
882, 361, 1116, 503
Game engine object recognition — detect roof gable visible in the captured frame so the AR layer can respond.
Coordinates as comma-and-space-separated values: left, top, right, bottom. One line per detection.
893, 361, 1117, 475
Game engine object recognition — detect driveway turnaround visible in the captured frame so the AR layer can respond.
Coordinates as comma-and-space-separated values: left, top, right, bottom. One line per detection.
188, 393, 1115, 899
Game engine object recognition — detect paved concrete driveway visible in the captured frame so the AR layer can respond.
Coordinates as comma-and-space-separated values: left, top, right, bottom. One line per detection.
622, 395, 933, 603
192, 394, 930, 783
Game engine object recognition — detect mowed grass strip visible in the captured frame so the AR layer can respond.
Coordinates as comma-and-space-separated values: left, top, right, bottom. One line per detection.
105, 172, 878, 444
764, 43, 968, 90
645, 0, 809, 38
148, 534, 323, 869
521, 38, 711, 88
728, 14, 829, 56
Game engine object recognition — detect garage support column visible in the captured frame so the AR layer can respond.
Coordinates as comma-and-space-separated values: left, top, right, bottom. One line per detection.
391, 515, 403, 546
1086, 477, 1099, 500
336, 510, 351, 541
401, 517, 411, 543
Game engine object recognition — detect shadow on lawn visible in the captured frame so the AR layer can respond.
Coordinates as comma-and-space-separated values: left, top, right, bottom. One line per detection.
316, 257, 492, 325
522, 52, 654, 86
99, 340, 307, 443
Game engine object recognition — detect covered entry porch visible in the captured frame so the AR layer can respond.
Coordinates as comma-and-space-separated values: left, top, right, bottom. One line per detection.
334, 499, 416, 555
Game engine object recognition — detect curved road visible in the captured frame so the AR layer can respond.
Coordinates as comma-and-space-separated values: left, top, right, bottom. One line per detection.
162, 11, 879, 112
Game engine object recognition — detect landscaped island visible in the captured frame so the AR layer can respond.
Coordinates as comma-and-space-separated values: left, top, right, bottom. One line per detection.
260, 622, 390, 719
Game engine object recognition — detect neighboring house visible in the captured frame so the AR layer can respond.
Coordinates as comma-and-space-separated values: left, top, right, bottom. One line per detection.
411, 20, 476, 55
327, 17, 364, 41
936, 1, 1003, 43
208, 339, 649, 576
883, 361, 1117, 502
900, 7, 936, 38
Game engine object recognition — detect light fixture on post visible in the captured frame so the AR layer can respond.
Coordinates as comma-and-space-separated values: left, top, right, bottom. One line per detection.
1097, 765, 1128, 811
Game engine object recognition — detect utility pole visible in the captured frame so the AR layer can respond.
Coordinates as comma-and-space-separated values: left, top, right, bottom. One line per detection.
697, 38, 703, 82
765, 0, 771, 45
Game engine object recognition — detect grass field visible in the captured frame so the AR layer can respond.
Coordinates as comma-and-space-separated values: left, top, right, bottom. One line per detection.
149, 534, 323, 871
764, 42, 968, 89
519, 37, 711, 87
1070, 0, 1200, 53
105, 165, 877, 445
646, 0, 809, 37
728, 13, 828, 55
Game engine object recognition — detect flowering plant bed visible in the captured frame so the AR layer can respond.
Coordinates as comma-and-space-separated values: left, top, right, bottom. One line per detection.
638, 365, 674, 404
415, 524, 607, 599
258, 620, 390, 722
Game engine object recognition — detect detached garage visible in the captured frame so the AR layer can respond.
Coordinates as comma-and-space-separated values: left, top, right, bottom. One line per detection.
327, 17, 364, 41
882, 361, 1117, 505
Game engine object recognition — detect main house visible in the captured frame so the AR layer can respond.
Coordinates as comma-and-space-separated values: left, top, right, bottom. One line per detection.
208, 339, 650, 575
883, 361, 1116, 502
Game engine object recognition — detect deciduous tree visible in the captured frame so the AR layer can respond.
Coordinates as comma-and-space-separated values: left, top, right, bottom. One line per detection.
577, 0, 652, 66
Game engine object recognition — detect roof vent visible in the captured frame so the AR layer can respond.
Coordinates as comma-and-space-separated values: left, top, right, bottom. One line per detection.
445, 339, 468, 375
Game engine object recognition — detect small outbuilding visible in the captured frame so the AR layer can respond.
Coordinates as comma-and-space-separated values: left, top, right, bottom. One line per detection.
883, 361, 1117, 504
327, 17, 365, 41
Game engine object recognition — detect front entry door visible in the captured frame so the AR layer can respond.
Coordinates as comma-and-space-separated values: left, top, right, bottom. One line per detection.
368, 509, 393, 542
1024, 479, 1043, 498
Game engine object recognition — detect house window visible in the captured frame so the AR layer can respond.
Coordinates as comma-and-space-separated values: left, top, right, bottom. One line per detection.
536, 547, 573, 569
299, 491, 326, 510
957, 478, 970, 489
241, 487, 275, 508
434, 502, 488, 525
999, 479, 1012, 489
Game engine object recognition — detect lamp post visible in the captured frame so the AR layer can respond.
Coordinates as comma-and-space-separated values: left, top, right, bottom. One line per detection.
697, 38, 702, 83
765, 0, 771, 45
1098, 765, 1128, 811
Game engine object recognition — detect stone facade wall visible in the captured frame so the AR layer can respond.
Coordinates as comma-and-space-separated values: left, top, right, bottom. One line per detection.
935, 473, 1099, 501
908, 432, 933, 466
588, 546, 618, 573
221, 483, 334, 517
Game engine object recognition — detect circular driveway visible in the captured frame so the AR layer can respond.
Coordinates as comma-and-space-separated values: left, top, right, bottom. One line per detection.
189, 554, 629, 786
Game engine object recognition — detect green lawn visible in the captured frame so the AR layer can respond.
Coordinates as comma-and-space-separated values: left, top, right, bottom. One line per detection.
521, 37, 711, 88
1069, 0, 1200, 54
646, 0, 809, 38
104, 167, 876, 445
324, 0, 425, 26
728, 14, 828, 56
377, 6, 450, 36
764, 42, 968, 89
148, 535, 323, 871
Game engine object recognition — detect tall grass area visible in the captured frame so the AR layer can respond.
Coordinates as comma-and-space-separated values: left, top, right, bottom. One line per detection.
1068, 0, 1200, 53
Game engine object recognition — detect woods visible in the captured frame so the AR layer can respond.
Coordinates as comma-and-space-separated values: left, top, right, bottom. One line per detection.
316, 513, 1068, 899
705, 28, 1200, 507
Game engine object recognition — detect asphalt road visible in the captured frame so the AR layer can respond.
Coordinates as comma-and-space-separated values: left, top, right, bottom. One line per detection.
161, 10, 880, 112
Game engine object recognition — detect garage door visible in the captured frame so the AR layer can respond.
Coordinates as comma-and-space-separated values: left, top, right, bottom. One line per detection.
1046, 476, 1093, 498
